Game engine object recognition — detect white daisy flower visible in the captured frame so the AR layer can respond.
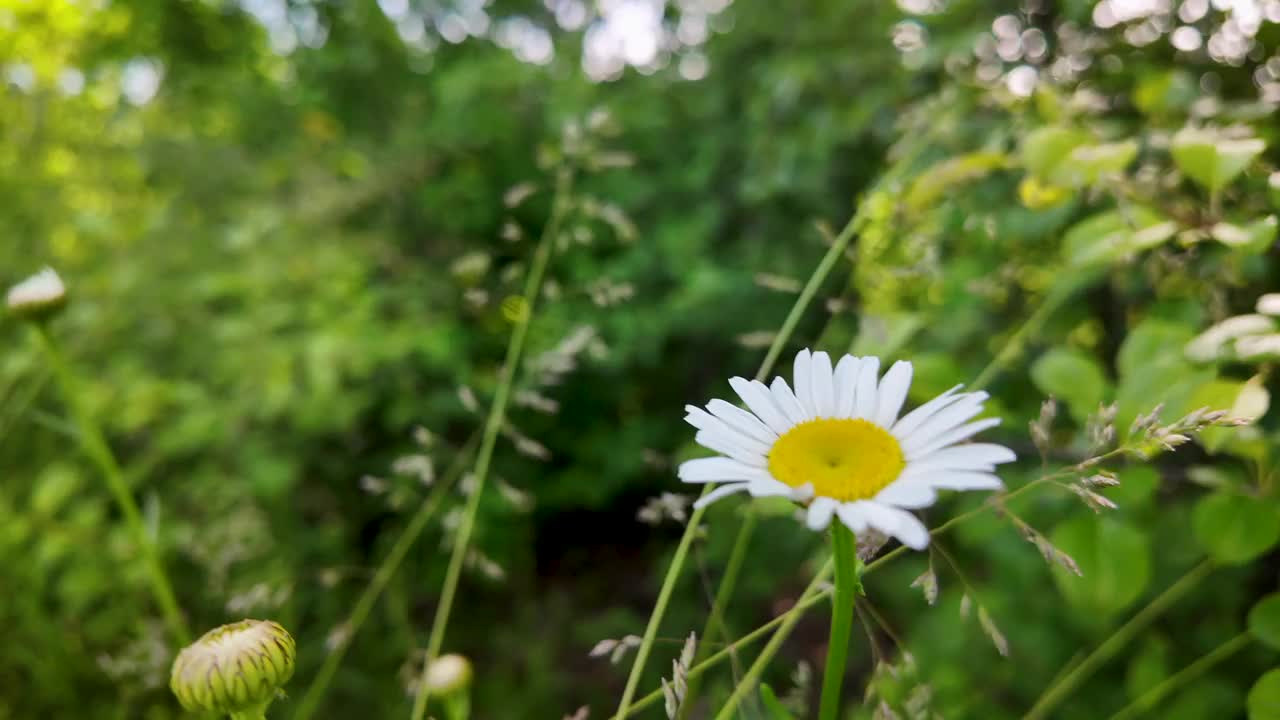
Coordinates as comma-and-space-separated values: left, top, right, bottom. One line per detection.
6, 267, 67, 319
678, 349, 1015, 550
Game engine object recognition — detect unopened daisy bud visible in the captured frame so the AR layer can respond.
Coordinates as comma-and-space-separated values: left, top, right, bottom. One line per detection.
170, 619, 296, 716
6, 267, 66, 321
424, 653, 473, 695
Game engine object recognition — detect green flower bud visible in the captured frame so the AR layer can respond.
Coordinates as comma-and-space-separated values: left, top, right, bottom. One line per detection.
170, 619, 296, 716
424, 653, 473, 695
6, 267, 66, 322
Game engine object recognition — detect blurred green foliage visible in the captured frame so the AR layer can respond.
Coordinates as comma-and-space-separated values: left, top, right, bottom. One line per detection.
3, 0, 1280, 718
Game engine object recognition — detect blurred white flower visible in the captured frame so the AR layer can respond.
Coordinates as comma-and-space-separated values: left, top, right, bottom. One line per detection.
6, 267, 66, 319
678, 349, 1014, 549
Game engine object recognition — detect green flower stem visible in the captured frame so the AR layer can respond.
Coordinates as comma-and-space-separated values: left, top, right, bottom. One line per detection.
818, 523, 859, 720
1107, 631, 1252, 720
292, 431, 480, 720
32, 325, 190, 646
1025, 558, 1217, 720
409, 167, 574, 720
713, 559, 837, 720
634, 208, 864, 720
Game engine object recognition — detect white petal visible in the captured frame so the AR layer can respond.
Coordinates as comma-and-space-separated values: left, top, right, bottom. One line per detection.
695, 429, 768, 467
858, 502, 930, 550
834, 502, 870, 534
833, 355, 861, 418
874, 478, 938, 509
707, 398, 778, 444
729, 377, 793, 435
907, 418, 1003, 459
911, 444, 1017, 472
770, 377, 810, 423
683, 405, 716, 431
891, 384, 963, 437
792, 349, 817, 418
685, 406, 769, 454
748, 476, 799, 498
872, 361, 913, 428
910, 470, 1005, 491
807, 497, 838, 530
692, 482, 752, 509
852, 357, 881, 420
678, 457, 769, 483
811, 351, 835, 418
899, 392, 989, 454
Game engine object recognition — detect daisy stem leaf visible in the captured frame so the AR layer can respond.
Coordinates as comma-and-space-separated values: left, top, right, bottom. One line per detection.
818, 523, 860, 720
409, 166, 574, 720
31, 324, 191, 646
292, 430, 480, 720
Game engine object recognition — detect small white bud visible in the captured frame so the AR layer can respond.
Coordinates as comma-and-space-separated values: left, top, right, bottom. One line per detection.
6, 267, 66, 321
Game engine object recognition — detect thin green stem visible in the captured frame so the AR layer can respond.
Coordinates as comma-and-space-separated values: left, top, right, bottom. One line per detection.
1024, 558, 1217, 720
625, 559, 834, 717
678, 510, 756, 720
292, 432, 479, 720
713, 560, 837, 720
970, 274, 1089, 391
818, 524, 858, 720
665, 210, 864, 718
1108, 632, 1251, 720
32, 325, 190, 645
409, 167, 574, 720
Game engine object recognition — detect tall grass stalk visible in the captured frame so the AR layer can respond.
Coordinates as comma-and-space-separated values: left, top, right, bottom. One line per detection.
1025, 558, 1217, 720
1107, 631, 1252, 720
33, 325, 191, 646
615, 209, 863, 719
409, 167, 574, 720
293, 431, 479, 720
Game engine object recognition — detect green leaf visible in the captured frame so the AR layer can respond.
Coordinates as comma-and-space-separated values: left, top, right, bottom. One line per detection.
1193, 492, 1280, 565
1250, 669, 1280, 720
1171, 129, 1266, 194
1210, 216, 1277, 254
1132, 70, 1197, 116
1249, 594, 1280, 650
1053, 141, 1139, 187
1111, 466, 1160, 509
759, 684, 797, 720
1021, 126, 1090, 178
1192, 378, 1271, 453
1062, 207, 1177, 267
1050, 515, 1151, 616
1115, 319, 1210, 434
1030, 347, 1111, 424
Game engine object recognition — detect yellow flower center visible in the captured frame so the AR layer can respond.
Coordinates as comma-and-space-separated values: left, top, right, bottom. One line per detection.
768, 418, 905, 502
